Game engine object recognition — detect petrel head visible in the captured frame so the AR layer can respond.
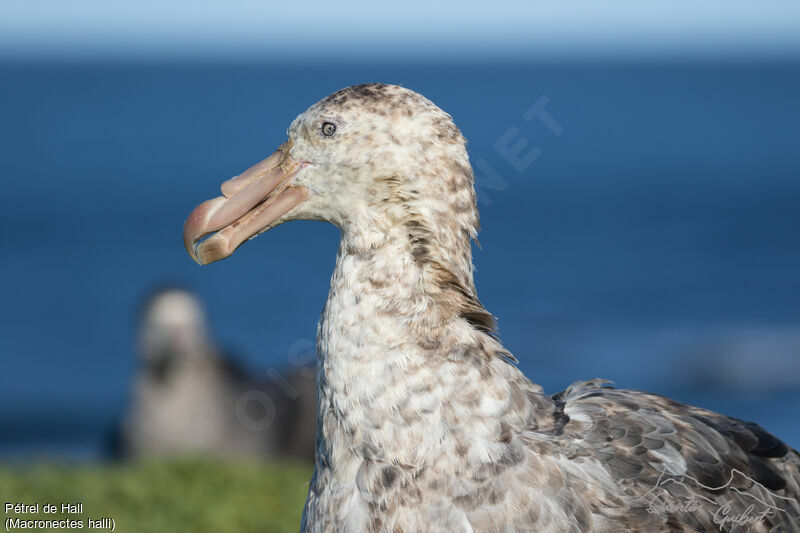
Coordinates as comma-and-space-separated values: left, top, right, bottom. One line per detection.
183, 84, 479, 267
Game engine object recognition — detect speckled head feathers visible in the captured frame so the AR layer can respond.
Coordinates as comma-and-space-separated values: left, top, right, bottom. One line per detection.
288, 84, 479, 240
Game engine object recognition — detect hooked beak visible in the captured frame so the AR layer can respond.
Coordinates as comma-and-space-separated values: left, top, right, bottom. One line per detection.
183, 140, 309, 265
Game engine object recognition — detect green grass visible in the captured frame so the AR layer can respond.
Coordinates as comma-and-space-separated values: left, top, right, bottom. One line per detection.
0, 459, 312, 532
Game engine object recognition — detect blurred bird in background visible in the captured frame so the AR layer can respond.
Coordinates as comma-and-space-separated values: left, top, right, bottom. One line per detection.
112, 286, 316, 461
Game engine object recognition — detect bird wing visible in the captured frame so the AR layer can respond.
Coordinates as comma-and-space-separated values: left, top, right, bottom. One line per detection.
550, 379, 800, 531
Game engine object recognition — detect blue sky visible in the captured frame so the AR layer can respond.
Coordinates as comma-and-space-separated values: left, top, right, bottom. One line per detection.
2, 0, 799, 60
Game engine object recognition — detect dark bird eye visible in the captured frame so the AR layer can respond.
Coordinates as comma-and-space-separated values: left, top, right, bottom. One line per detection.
321, 122, 336, 137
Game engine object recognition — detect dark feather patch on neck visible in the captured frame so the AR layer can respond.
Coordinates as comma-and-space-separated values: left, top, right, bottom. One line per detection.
432, 263, 499, 338
398, 204, 499, 343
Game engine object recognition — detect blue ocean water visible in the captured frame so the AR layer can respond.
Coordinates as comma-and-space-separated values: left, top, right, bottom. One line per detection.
0, 61, 799, 456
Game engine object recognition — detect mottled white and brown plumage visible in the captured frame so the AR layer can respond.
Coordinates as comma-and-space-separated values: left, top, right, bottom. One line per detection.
183, 84, 800, 532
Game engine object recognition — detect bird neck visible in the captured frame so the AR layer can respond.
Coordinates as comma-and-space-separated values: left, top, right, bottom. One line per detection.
325, 216, 494, 353
314, 222, 510, 468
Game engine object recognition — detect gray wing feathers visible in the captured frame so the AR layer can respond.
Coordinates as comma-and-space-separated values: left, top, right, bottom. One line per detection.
556, 379, 800, 532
